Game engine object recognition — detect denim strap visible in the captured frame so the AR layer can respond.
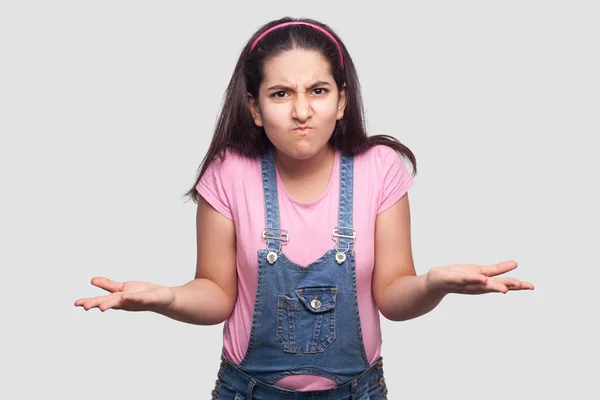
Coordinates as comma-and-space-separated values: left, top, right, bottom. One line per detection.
336, 153, 355, 250
261, 148, 354, 251
261, 146, 283, 252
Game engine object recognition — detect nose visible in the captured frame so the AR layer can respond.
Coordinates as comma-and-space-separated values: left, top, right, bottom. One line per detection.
291, 93, 312, 121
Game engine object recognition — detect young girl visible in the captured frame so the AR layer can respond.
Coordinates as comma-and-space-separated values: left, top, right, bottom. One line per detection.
75, 17, 534, 400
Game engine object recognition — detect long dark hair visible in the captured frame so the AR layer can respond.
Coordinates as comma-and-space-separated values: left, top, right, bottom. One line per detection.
183, 16, 417, 203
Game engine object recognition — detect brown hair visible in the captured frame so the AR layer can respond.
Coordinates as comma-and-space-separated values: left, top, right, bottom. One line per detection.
183, 16, 417, 203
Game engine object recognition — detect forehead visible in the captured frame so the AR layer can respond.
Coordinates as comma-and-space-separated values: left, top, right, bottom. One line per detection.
262, 49, 333, 85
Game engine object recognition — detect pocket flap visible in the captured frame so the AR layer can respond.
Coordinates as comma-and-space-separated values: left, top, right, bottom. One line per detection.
295, 287, 338, 313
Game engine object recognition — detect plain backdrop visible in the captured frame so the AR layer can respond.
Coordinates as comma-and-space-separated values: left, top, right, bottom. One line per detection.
1, 1, 598, 399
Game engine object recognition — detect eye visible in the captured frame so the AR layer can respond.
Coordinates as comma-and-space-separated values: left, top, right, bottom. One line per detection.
313, 88, 329, 95
271, 91, 288, 98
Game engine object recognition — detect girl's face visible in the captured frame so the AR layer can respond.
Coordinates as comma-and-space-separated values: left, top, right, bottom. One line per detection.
248, 48, 346, 161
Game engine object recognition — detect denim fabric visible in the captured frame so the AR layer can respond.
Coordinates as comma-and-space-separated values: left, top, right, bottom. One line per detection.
211, 147, 388, 399
213, 357, 389, 400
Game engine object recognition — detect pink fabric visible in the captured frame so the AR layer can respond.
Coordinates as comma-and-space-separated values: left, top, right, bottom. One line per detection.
196, 144, 414, 391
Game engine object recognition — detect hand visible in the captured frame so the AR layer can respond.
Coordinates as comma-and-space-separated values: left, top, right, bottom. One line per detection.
426, 260, 534, 295
74, 277, 175, 312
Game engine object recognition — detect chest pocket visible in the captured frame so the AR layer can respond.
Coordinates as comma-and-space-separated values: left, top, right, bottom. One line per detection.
276, 286, 338, 354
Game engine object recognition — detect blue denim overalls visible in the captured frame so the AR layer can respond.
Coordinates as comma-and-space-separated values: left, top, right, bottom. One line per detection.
212, 147, 389, 399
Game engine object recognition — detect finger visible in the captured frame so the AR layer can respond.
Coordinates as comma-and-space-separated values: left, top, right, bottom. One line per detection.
480, 261, 518, 277
522, 281, 534, 290
485, 278, 509, 293
460, 280, 508, 294
492, 277, 535, 291
80, 294, 119, 310
98, 293, 130, 311
80, 296, 106, 310
442, 272, 488, 289
75, 297, 95, 306
91, 277, 124, 293
504, 279, 535, 290
457, 273, 488, 285
108, 292, 156, 312
496, 277, 522, 289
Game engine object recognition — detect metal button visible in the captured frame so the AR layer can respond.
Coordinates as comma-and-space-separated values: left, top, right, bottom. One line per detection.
335, 252, 346, 264
211, 389, 220, 399
215, 379, 222, 388
379, 376, 385, 385
267, 251, 278, 264
311, 297, 321, 309
382, 387, 388, 397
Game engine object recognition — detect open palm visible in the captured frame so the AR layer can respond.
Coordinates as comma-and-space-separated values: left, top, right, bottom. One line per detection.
74, 277, 175, 312
426, 260, 534, 295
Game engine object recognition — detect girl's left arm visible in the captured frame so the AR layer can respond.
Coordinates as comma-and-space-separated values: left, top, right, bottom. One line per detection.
372, 193, 534, 322
372, 193, 446, 322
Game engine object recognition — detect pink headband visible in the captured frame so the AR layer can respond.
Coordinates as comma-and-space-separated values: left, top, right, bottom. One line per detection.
249, 21, 344, 69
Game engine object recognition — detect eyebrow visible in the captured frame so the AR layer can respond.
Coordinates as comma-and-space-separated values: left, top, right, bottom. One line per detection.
266, 81, 331, 91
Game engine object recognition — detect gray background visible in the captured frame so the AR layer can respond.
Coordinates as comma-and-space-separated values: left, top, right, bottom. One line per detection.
1, 0, 598, 399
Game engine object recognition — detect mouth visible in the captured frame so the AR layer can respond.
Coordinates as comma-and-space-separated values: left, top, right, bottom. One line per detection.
293, 127, 313, 133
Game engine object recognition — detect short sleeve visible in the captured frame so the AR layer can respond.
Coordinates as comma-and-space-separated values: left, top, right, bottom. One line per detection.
195, 152, 233, 220
376, 145, 414, 214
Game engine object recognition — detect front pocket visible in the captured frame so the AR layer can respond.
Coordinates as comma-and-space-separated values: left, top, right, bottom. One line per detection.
276, 286, 338, 354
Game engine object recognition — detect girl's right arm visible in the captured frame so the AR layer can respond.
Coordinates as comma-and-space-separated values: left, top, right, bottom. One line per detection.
158, 196, 238, 325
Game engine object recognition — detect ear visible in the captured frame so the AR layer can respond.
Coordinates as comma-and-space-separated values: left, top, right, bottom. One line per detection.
248, 93, 263, 127
336, 83, 347, 120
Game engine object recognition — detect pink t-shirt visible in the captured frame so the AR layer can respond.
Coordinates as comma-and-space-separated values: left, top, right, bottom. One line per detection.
196, 144, 414, 391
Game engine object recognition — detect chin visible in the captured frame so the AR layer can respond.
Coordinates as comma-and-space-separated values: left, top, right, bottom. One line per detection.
269, 134, 331, 161
284, 149, 315, 160
285, 143, 324, 160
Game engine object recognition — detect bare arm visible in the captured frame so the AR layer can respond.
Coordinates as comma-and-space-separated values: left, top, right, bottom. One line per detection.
372, 194, 447, 321
156, 196, 237, 325
372, 193, 534, 321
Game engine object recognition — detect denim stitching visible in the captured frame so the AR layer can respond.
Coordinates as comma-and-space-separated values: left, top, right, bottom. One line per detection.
239, 149, 371, 383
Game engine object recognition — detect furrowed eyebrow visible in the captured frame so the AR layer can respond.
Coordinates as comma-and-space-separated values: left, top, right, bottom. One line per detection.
266, 81, 331, 91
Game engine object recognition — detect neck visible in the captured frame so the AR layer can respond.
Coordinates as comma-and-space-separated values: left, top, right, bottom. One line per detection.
274, 146, 335, 180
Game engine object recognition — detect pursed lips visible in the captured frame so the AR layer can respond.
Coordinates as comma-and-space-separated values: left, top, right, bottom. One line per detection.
293, 127, 313, 132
